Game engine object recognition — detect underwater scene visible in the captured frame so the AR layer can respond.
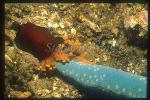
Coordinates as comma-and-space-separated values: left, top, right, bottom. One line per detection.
5, 3, 147, 98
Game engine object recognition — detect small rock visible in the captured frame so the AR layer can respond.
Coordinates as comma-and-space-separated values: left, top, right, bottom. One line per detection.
127, 67, 130, 72
47, 22, 52, 28
53, 86, 57, 91
10, 91, 32, 98
33, 74, 39, 81
65, 88, 69, 92
50, 12, 60, 21
59, 88, 64, 92
108, 38, 118, 47
53, 4, 58, 8
14, 61, 17, 64
59, 22, 65, 28
111, 27, 119, 35
53, 23, 59, 29
103, 55, 108, 61
51, 92, 62, 98
71, 28, 77, 35
95, 58, 100, 63
37, 89, 50, 97
64, 20, 72, 27
132, 70, 135, 74
5, 54, 13, 63
41, 9, 48, 16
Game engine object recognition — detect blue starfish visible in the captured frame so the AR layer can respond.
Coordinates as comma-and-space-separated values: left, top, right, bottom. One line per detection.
56, 60, 146, 98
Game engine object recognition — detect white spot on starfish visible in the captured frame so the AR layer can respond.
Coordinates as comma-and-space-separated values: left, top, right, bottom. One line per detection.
75, 74, 79, 77
94, 75, 97, 78
115, 85, 119, 89
138, 88, 142, 92
100, 76, 104, 81
83, 74, 87, 77
122, 88, 126, 92
129, 92, 132, 96
89, 75, 92, 79
107, 85, 110, 89
88, 67, 91, 70
103, 74, 106, 78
